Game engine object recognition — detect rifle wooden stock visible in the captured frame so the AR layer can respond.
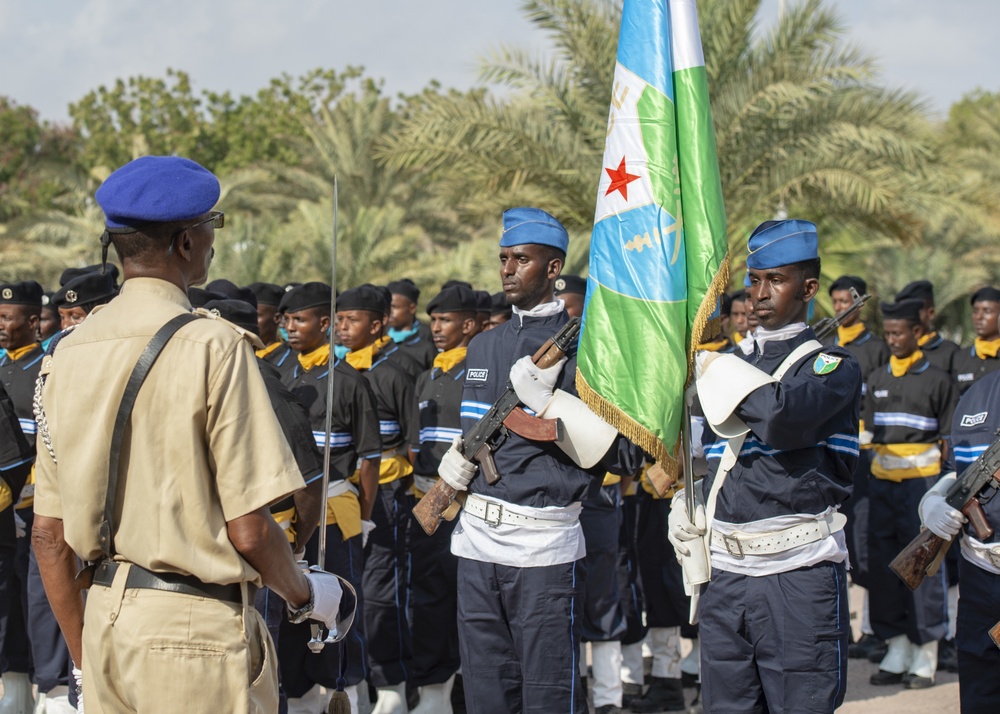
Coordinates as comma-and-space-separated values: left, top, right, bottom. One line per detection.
411, 317, 580, 536
889, 528, 952, 592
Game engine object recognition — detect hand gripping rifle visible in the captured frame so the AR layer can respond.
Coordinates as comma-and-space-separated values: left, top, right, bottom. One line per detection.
810, 286, 870, 341
412, 316, 581, 536
890, 430, 1000, 592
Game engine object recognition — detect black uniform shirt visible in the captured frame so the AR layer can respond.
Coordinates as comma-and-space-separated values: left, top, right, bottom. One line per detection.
380, 341, 425, 382
952, 346, 1000, 396
261, 342, 296, 380
282, 358, 381, 481
831, 325, 890, 416
0, 382, 32, 504
0, 344, 44, 448
396, 321, 438, 371
864, 357, 957, 444
359, 354, 419, 453
412, 358, 465, 477
920, 332, 960, 380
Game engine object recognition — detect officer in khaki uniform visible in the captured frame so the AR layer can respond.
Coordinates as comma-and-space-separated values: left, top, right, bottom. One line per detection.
30, 155, 343, 714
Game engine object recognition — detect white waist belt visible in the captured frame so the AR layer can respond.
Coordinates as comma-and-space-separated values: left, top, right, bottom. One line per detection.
464, 493, 575, 528
960, 535, 1000, 575
327, 480, 358, 499
711, 512, 847, 559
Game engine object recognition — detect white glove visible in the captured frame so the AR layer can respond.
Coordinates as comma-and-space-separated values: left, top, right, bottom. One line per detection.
303, 571, 343, 630
439, 436, 478, 491
668, 490, 707, 557
73, 666, 84, 712
920, 491, 966, 539
694, 350, 721, 381
361, 520, 376, 548
509, 354, 567, 413
14, 512, 26, 538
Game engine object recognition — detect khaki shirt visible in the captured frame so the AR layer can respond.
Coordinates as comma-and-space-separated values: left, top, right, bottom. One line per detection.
34, 278, 304, 585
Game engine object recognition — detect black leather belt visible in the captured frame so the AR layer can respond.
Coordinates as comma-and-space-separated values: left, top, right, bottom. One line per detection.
92, 561, 244, 605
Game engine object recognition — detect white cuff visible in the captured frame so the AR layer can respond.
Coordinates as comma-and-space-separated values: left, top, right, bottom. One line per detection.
537, 390, 618, 468
696, 353, 777, 438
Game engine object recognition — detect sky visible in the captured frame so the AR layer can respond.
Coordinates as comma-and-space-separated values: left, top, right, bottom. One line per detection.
1, 0, 997, 124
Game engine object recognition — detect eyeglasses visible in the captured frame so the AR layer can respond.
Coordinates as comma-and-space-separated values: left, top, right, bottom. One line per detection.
167, 211, 225, 255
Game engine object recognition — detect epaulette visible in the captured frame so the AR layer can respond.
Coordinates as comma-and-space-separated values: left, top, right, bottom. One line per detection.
192, 307, 264, 350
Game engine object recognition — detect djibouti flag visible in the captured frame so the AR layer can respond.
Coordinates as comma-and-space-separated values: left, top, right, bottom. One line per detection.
576, 0, 728, 487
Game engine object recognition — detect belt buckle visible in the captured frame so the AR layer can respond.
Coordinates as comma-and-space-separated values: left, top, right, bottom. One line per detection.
988, 547, 1000, 570
483, 502, 503, 528
723, 534, 745, 559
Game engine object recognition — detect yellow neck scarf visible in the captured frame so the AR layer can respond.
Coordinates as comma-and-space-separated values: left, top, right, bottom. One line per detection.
298, 344, 330, 371
6, 343, 39, 361
698, 337, 729, 352
974, 337, 1000, 360
917, 331, 937, 347
837, 323, 865, 346
890, 350, 924, 377
433, 346, 467, 373
345, 335, 392, 371
731, 330, 745, 344
256, 341, 283, 360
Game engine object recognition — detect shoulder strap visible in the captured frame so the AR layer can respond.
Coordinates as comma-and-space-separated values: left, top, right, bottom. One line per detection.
99, 313, 199, 559
772, 339, 823, 381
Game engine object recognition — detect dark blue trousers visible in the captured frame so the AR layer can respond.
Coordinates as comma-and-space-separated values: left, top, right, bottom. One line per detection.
580, 484, 626, 642
3, 509, 31, 675
279, 524, 368, 695
843, 450, 872, 587
699, 562, 849, 714
362, 483, 413, 687
869, 477, 948, 644
0, 508, 15, 673
956, 555, 1000, 714
457, 557, 586, 714
28, 545, 71, 692
636, 491, 695, 637
408, 513, 459, 687
617, 493, 647, 646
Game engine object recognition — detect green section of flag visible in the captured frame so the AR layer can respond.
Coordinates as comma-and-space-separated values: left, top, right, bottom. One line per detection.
637, 86, 679, 213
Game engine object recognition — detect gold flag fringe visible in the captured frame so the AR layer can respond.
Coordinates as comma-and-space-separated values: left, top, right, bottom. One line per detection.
687, 255, 732, 377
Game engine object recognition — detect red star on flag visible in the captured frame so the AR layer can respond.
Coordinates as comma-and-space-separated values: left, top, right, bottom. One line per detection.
605, 156, 640, 201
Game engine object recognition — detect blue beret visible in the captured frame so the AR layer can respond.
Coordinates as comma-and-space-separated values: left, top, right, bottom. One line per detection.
96, 156, 220, 230
500, 207, 569, 253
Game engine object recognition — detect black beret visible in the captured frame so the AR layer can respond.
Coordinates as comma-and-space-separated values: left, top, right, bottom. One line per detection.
0, 281, 44, 307
41, 292, 54, 308
282, 282, 333, 314
896, 280, 934, 304
729, 289, 746, 302
719, 292, 733, 317
206, 279, 257, 308
971, 287, 1000, 305
441, 280, 474, 291
387, 278, 420, 303
829, 275, 867, 296
337, 284, 390, 315
427, 285, 479, 315
475, 290, 492, 315
202, 299, 260, 335
188, 288, 227, 308
554, 275, 587, 296
246, 282, 284, 308
60, 264, 120, 287
96, 156, 220, 229
490, 291, 511, 315
881, 299, 923, 322
52, 271, 117, 309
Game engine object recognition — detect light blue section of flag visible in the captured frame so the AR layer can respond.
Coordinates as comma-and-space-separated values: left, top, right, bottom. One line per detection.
616, 0, 674, 102
589, 202, 686, 302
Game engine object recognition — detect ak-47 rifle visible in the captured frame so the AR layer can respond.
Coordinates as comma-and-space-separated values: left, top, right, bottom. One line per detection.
412, 317, 581, 536
890, 430, 1000, 591
811, 287, 870, 341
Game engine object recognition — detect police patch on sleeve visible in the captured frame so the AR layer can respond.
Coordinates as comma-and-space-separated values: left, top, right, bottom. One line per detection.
813, 353, 842, 375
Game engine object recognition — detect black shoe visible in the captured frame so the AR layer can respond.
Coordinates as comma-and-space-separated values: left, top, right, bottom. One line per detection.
938, 638, 959, 673
451, 673, 467, 714
629, 677, 686, 712
870, 669, 904, 686
905, 675, 935, 689
681, 670, 699, 688
849, 634, 886, 660
622, 682, 643, 708
596, 706, 622, 714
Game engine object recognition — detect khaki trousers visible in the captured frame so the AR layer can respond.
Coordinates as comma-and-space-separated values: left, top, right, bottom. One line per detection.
82, 563, 277, 713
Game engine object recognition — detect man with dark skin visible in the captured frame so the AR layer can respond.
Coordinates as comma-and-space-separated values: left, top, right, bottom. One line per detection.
444, 207, 639, 713
31, 156, 341, 713
388, 278, 436, 370
895, 280, 960, 378
864, 298, 956, 688
729, 290, 747, 341
674, 220, 860, 713
953, 287, 1000, 394
247, 282, 295, 375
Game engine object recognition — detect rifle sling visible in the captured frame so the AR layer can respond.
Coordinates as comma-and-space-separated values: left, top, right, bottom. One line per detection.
99, 313, 199, 560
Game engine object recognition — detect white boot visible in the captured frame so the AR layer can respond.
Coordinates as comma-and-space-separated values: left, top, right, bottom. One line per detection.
650, 626, 682, 679
621, 641, 645, 687
0, 673, 35, 714
286, 683, 325, 714
590, 641, 623, 709
909, 640, 939, 682
33, 687, 76, 714
370, 683, 408, 714
878, 634, 913, 674
947, 585, 959, 641
357, 682, 373, 714
410, 675, 455, 714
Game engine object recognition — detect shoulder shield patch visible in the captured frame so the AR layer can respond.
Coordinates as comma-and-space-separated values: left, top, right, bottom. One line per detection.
813, 353, 843, 375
